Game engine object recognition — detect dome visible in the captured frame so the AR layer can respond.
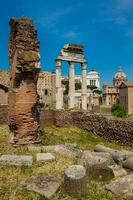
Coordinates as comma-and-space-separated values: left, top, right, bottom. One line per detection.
114, 67, 126, 79
88, 69, 99, 76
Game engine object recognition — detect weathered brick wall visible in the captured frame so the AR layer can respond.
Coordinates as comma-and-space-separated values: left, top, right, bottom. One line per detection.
8, 18, 40, 145
0, 105, 8, 124
40, 109, 55, 125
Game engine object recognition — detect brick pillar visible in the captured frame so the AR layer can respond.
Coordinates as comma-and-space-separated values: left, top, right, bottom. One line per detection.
8, 18, 40, 146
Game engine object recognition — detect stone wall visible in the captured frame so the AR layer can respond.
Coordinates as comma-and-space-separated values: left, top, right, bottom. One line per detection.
40, 110, 55, 125
40, 110, 133, 147
1, 108, 133, 146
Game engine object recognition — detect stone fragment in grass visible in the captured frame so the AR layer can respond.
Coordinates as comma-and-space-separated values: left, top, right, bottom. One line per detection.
122, 157, 133, 171
28, 143, 81, 158
110, 165, 128, 178
78, 151, 114, 181
23, 176, 61, 198
105, 174, 133, 199
64, 165, 87, 198
0, 155, 33, 166
36, 153, 55, 162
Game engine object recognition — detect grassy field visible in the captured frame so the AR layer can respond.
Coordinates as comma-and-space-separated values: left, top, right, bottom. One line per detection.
0, 124, 132, 200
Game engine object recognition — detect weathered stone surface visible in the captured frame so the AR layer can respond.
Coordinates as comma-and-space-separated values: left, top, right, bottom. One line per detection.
105, 174, 133, 199
23, 176, 61, 198
122, 157, 133, 171
23, 50, 40, 62
111, 165, 128, 178
8, 18, 40, 146
78, 151, 114, 181
94, 144, 128, 163
0, 155, 32, 166
36, 153, 55, 162
28, 143, 81, 158
64, 165, 87, 197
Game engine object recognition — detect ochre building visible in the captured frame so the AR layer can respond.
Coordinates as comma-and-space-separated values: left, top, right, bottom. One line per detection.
119, 82, 133, 115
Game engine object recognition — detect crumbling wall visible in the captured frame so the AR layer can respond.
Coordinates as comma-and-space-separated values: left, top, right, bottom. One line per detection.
8, 18, 40, 145
0, 105, 8, 124
40, 110, 133, 147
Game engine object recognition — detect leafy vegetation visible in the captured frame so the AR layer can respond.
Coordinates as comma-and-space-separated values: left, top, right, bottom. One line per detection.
111, 103, 127, 118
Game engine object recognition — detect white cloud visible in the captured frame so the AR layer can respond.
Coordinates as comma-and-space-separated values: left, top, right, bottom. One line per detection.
63, 31, 77, 39
114, 0, 133, 12
39, 7, 72, 29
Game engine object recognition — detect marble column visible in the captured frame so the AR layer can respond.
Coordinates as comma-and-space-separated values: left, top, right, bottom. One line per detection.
68, 61, 75, 109
56, 59, 63, 109
81, 62, 87, 110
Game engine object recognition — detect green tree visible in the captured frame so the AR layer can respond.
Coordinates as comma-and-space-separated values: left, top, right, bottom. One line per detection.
87, 85, 97, 90
75, 82, 81, 90
111, 103, 127, 118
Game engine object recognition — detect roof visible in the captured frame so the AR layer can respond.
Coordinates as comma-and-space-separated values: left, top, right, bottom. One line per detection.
87, 69, 100, 76
114, 67, 127, 79
119, 81, 133, 88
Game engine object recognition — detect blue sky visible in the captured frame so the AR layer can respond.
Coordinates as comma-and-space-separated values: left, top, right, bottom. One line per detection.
0, 0, 133, 84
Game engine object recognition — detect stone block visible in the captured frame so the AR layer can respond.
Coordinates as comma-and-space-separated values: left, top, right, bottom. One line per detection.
105, 174, 133, 199
0, 155, 33, 166
23, 176, 61, 198
36, 153, 55, 162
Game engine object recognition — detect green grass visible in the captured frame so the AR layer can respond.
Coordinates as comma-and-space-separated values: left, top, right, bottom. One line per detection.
0, 124, 132, 200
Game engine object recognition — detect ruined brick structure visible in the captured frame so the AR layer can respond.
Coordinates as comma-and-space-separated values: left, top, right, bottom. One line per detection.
8, 18, 40, 145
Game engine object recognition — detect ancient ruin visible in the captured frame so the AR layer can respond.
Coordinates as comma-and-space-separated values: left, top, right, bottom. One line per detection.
56, 44, 87, 110
8, 18, 40, 145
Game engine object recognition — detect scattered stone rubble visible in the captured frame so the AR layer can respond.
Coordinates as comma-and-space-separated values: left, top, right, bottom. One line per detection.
105, 174, 133, 200
0, 143, 133, 198
8, 18, 40, 146
28, 143, 81, 158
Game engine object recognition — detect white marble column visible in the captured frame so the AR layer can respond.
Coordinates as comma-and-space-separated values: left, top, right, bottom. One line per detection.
81, 62, 87, 110
68, 62, 75, 109
56, 59, 63, 109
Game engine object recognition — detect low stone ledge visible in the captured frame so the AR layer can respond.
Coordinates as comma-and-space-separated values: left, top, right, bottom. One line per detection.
36, 153, 55, 162
28, 143, 81, 158
0, 155, 33, 166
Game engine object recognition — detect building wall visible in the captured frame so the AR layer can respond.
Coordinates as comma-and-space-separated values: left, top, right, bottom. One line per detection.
128, 87, 133, 115
102, 85, 119, 106
119, 87, 128, 113
37, 72, 56, 108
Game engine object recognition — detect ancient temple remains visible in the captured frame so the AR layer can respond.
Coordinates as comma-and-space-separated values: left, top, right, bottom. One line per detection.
8, 18, 40, 145
56, 44, 87, 110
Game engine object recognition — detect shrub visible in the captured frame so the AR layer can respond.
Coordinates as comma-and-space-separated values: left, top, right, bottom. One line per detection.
111, 103, 127, 118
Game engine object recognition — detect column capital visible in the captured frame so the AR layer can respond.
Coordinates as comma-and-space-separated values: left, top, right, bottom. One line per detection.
68, 61, 75, 66
81, 62, 87, 70
56, 59, 61, 68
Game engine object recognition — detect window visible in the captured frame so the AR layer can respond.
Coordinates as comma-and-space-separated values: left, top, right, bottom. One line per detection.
45, 89, 48, 95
